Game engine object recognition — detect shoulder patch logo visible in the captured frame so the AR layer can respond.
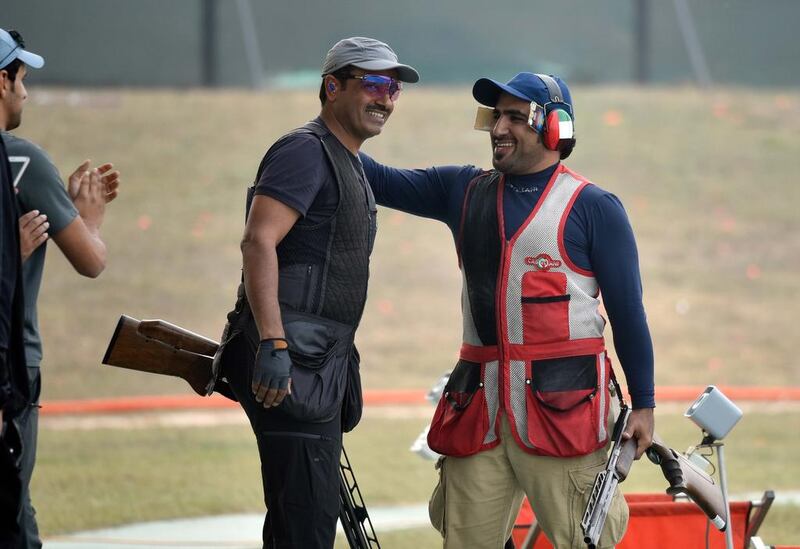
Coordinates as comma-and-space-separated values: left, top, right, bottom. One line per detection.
8, 156, 31, 188
525, 253, 562, 271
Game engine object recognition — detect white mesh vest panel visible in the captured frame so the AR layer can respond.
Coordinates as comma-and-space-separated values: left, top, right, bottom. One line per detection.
504, 171, 604, 345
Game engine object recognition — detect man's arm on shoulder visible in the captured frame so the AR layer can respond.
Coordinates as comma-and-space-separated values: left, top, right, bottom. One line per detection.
359, 153, 480, 224
19, 210, 48, 262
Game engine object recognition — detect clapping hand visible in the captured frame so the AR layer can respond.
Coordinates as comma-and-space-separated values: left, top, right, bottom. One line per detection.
67, 160, 120, 204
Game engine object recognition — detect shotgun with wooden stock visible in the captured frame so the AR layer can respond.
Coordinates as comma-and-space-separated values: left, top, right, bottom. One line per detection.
102, 315, 218, 396
646, 435, 728, 531
101, 314, 380, 549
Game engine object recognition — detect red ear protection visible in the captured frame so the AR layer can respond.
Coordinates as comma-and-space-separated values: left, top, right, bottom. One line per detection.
534, 74, 576, 158
543, 108, 573, 152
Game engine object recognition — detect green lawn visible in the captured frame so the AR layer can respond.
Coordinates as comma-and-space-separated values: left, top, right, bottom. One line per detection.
35, 409, 800, 545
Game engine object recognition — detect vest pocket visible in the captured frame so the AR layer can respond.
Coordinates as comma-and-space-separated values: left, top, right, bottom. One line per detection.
341, 345, 363, 433
279, 311, 354, 423
427, 360, 489, 457
278, 263, 319, 313
521, 271, 570, 344
525, 354, 605, 457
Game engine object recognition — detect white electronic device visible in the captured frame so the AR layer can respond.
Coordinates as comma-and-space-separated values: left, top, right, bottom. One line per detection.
684, 385, 743, 442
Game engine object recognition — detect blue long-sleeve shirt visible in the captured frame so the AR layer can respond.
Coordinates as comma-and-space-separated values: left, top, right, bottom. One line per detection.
360, 154, 655, 409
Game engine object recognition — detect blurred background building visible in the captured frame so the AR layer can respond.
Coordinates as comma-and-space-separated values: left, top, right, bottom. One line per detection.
4, 0, 799, 89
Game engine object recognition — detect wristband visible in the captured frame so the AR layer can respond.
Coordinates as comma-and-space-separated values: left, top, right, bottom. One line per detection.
260, 338, 289, 351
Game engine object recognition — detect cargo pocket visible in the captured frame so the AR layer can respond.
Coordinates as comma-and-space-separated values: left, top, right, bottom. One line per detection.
521, 270, 570, 345
569, 459, 629, 548
279, 311, 354, 423
526, 354, 604, 457
427, 360, 488, 457
428, 456, 447, 537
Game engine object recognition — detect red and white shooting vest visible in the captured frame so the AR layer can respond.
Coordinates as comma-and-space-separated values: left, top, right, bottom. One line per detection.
428, 164, 612, 458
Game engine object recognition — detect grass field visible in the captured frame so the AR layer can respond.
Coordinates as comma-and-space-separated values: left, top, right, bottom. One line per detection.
35, 407, 800, 544
12, 84, 800, 545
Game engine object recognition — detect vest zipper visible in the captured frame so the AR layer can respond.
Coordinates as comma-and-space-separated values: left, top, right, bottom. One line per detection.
304, 264, 314, 312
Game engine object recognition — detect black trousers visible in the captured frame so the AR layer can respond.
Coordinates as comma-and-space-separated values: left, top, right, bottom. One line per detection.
223, 335, 342, 549
14, 367, 41, 549
0, 349, 22, 548
0, 418, 21, 548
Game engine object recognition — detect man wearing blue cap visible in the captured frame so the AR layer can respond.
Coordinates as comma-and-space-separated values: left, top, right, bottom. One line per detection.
1, 28, 120, 548
216, 37, 418, 548
361, 73, 655, 547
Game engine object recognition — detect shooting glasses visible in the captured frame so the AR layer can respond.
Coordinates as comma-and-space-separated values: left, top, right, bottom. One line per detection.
348, 74, 403, 101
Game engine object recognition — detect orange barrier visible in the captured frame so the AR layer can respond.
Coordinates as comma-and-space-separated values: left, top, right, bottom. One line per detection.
40, 386, 800, 416
40, 390, 429, 416
513, 493, 753, 549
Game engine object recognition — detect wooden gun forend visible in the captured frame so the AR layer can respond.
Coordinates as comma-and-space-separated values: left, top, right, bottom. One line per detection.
613, 437, 639, 482
137, 319, 219, 357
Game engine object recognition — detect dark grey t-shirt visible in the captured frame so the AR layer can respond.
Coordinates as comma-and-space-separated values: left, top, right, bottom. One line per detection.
3, 132, 78, 367
253, 118, 339, 226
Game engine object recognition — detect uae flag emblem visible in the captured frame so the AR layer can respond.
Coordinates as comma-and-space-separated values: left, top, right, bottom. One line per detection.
555, 109, 573, 139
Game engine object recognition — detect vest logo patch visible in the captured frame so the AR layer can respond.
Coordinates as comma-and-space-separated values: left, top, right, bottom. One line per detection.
526, 253, 562, 271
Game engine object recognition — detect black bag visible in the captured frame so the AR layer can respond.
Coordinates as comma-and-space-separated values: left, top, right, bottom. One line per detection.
219, 301, 362, 427
280, 310, 357, 425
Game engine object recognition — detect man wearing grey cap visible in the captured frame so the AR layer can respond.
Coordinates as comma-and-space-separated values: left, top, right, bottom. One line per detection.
215, 37, 417, 548
361, 72, 655, 547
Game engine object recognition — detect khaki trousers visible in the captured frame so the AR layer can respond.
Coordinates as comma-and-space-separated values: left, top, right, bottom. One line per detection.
430, 411, 628, 549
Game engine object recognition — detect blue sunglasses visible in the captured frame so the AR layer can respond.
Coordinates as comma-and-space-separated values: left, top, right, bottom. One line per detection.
349, 74, 403, 101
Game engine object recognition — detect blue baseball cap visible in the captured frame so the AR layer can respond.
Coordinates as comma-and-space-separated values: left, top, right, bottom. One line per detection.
472, 72, 573, 118
0, 29, 44, 70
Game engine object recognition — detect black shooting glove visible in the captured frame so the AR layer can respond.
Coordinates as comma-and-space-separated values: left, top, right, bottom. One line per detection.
252, 338, 291, 407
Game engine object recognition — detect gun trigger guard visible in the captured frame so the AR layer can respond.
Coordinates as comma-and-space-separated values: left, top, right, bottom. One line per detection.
646, 448, 660, 465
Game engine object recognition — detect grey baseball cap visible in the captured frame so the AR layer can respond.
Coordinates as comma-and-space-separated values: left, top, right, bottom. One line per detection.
0, 29, 44, 70
321, 36, 419, 83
